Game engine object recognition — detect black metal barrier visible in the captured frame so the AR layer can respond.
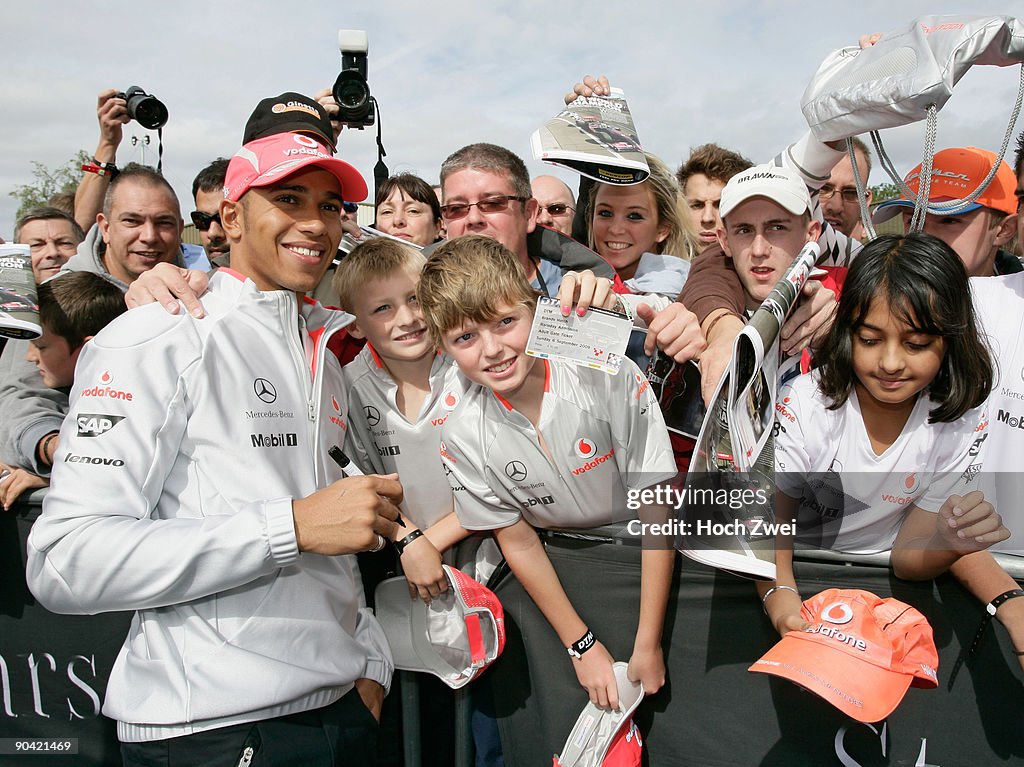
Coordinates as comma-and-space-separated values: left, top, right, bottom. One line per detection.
481, 530, 1024, 767
5, 495, 1023, 766
1, 491, 130, 766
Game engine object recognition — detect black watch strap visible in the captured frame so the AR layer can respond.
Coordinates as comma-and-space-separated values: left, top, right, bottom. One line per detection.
394, 529, 425, 556
948, 588, 1024, 690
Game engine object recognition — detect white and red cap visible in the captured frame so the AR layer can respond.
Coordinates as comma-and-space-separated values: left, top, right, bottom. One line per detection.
749, 588, 939, 723
223, 132, 368, 203
554, 662, 645, 767
375, 564, 505, 689
719, 164, 811, 219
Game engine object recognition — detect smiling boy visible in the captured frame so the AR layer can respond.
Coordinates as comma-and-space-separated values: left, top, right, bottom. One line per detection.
417, 235, 677, 757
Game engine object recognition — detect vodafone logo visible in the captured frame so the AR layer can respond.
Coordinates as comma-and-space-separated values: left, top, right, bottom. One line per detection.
902, 473, 920, 494
633, 373, 649, 401
82, 371, 133, 402
442, 390, 460, 410
293, 134, 320, 148
821, 602, 854, 625
775, 397, 795, 423
574, 437, 596, 458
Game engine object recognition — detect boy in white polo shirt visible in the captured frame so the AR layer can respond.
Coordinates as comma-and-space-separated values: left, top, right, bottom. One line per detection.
334, 238, 465, 599
417, 235, 677, 725
334, 237, 620, 596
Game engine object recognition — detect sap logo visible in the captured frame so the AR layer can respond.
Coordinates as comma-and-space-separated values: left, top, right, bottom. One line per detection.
378, 445, 401, 457
250, 433, 298, 448
968, 433, 987, 456
521, 496, 554, 508
76, 413, 125, 438
64, 454, 125, 466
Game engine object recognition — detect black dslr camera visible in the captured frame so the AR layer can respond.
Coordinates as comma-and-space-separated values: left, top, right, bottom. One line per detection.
116, 86, 168, 130
331, 30, 375, 129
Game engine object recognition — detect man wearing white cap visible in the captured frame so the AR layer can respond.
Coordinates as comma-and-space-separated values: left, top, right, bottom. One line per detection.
716, 164, 822, 311
26, 107, 403, 766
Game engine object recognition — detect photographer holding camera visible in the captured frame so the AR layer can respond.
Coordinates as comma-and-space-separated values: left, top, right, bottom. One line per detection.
73, 89, 132, 233
73, 88, 170, 228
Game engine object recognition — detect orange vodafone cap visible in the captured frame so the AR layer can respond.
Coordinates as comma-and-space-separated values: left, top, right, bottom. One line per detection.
749, 588, 938, 723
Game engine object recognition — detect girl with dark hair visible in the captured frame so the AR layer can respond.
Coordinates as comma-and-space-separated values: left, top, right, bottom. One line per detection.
760, 233, 1010, 636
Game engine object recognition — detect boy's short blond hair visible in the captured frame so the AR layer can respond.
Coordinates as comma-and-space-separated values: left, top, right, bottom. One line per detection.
332, 238, 426, 312
418, 235, 538, 345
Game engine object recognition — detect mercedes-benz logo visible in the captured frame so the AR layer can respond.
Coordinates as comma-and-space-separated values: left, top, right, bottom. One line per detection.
505, 461, 528, 482
254, 378, 277, 404
364, 405, 381, 426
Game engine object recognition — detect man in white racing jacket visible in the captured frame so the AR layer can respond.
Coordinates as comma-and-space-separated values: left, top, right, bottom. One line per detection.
26, 115, 403, 766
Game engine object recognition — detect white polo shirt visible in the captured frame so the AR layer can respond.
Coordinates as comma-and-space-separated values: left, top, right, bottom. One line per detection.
440, 357, 677, 531
971, 272, 1024, 554
775, 372, 986, 554
344, 346, 464, 530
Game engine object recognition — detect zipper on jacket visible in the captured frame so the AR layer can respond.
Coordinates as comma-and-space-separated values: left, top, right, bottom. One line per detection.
236, 746, 254, 767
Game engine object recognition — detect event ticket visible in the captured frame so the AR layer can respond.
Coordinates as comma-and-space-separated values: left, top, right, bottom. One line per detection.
525, 297, 632, 374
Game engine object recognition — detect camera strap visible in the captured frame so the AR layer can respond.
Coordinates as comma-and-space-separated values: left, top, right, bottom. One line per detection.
371, 97, 388, 192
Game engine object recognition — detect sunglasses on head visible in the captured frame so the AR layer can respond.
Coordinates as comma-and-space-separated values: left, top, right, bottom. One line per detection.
343, 202, 359, 214
190, 211, 221, 231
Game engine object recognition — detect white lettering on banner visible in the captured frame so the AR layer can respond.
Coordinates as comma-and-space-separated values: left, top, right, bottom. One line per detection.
835, 721, 940, 767
0, 651, 103, 720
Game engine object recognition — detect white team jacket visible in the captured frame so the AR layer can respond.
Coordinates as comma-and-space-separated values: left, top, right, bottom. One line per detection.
26, 270, 392, 741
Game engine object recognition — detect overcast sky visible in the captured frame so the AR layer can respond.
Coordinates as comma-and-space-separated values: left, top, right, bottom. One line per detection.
1, 1, 1021, 237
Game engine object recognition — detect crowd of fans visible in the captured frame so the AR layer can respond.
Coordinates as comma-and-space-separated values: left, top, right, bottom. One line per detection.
1, 29, 1023, 767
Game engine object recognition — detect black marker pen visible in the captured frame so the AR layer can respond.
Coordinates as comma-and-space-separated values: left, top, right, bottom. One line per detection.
328, 445, 406, 528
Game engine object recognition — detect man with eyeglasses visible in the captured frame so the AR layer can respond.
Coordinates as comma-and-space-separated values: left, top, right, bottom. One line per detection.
531, 175, 576, 237
435, 143, 615, 298
190, 158, 231, 266
819, 136, 872, 241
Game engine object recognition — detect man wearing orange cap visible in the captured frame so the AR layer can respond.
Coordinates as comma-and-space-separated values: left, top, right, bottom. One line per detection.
872, 146, 1020, 277
26, 107, 403, 765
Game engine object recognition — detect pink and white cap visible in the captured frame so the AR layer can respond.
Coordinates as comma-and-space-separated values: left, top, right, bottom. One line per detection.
375, 564, 506, 689
223, 133, 368, 203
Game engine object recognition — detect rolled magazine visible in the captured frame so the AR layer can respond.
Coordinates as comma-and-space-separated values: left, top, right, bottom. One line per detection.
531, 87, 649, 185
0, 244, 41, 339
676, 241, 822, 580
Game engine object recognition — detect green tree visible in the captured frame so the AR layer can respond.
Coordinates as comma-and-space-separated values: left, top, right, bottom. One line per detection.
9, 150, 91, 219
869, 182, 900, 204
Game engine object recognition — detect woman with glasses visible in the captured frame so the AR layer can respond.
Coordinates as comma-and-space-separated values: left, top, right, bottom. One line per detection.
374, 173, 444, 247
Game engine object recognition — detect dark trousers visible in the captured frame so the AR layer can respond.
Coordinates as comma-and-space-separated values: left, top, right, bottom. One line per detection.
120, 688, 378, 767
